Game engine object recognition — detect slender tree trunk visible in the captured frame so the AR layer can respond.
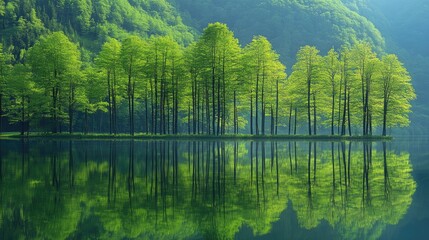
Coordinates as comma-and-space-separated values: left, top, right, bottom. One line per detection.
206, 82, 210, 134
347, 92, 352, 136
294, 108, 297, 135
128, 72, 133, 135
212, 64, 216, 135
132, 82, 136, 135
21, 96, 25, 136
69, 86, 75, 134
313, 94, 317, 135
382, 98, 388, 136
331, 82, 335, 135
112, 69, 117, 135
188, 102, 191, 134
270, 106, 274, 135
256, 74, 259, 135
275, 78, 279, 135
341, 86, 347, 136
0, 93, 3, 133
52, 86, 58, 133
84, 108, 88, 135
192, 77, 196, 134
107, 71, 112, 134
261, 72, 265, 135
234, 90, 237, 134
222, 72, 226, 135
337, 77, 343, 135
288, 104, 292, 135
250, 90, 253, 135
307, 70, 312, 135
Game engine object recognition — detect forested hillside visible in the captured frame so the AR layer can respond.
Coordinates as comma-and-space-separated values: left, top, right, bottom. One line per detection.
0, 0, 419, 136
172, 0, 385, 64
342, 0, 429, 134
0, 0, 195, 61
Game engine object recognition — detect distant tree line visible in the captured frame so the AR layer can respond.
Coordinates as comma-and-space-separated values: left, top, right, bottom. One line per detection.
0, 23, 415, 136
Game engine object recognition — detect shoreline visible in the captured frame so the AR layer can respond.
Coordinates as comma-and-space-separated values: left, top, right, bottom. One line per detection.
0, 132, 392, 141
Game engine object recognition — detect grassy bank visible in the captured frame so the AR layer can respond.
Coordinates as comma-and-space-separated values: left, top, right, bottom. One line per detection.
0, 132, 392, 141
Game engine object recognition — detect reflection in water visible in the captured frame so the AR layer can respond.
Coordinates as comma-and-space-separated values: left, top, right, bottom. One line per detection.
0, 140, 416, 239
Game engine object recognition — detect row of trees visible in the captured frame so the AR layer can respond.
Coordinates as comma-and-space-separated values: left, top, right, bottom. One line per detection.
0, 23, 415, 136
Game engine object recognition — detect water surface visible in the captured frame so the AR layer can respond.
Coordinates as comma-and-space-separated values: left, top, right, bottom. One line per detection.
0, 139, 426, 239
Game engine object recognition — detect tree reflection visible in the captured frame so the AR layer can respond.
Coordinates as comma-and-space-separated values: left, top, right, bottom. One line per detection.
0, 140, 416, 239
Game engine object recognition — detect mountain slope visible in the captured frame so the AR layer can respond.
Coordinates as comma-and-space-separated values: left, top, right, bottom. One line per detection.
343, 0, 429, 134
0, 0, 195, 61
172, 0, 385, 65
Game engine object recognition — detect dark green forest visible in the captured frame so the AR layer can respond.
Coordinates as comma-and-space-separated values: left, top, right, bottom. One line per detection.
0, 0, 419, 136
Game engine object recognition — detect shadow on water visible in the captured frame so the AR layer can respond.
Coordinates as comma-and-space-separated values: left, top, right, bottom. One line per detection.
0, 139, 416, 239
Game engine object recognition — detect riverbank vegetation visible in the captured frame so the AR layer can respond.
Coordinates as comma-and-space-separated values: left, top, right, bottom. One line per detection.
0, 23, 414, 137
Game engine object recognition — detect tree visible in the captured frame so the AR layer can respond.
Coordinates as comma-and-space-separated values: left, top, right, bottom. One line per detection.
323, 48, 341, 135
196, 22, 241, 135
4, 64, 35, 135
289, 46, 322, 135
242, 36, 286, 135
27, 32, 81, 133
0, 43, 8, 132
351, 42, 379, 135
144, 36, 185, 134
96, 38, 122, 134
378, 54, 415, 135
81, 66, 108, 134
120, 36, 146, 135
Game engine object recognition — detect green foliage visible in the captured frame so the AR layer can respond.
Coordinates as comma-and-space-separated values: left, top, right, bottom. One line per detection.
0, 0, 195, 63
27, 32, 82, 132
174, 0, 384, 65
0, 140, 416, 239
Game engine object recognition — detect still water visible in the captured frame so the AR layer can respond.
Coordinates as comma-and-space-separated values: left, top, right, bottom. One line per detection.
0, 138, 427, 239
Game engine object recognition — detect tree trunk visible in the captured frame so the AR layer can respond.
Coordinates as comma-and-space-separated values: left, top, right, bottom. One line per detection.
256, 74, 259, 135
382, 99, 388, 136
331, 83, 335, 135
288, 104, 292, 135
107, 71, 112, 134
307, 74, 312, 135
234, 90, 237, 134
275, 78, 279, 135
294, 108, 297, 135
0, 93, 3, 133
347, 92, 352, 136
313, 94, 317, 135
21, 96, 25, 136
250, 90, 253, 135
270, 106, 274, 135
212, 64, 216, 135
261, 73, 265, 135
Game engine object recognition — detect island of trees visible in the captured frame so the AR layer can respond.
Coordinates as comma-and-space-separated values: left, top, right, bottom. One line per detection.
0, 23, 415, 137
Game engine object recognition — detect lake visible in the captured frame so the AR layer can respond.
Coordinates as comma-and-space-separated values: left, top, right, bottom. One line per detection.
0, 138, 427, 239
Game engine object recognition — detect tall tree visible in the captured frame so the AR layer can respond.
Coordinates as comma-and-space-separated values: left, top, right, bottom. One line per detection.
289, 46, 322, 135
351, 42, 378, 135
145, 36, 184, 134
5, 64, 35, 135
243, 36, 286, 135
96, 38, 122, 134
196, 22, 241, 135
120, 36, 146, 135
27, 32, 81, 133
378, 54, 415, 135
0, 43, 7, 132
81, 66, 108, 134
323, 48, 340, 135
